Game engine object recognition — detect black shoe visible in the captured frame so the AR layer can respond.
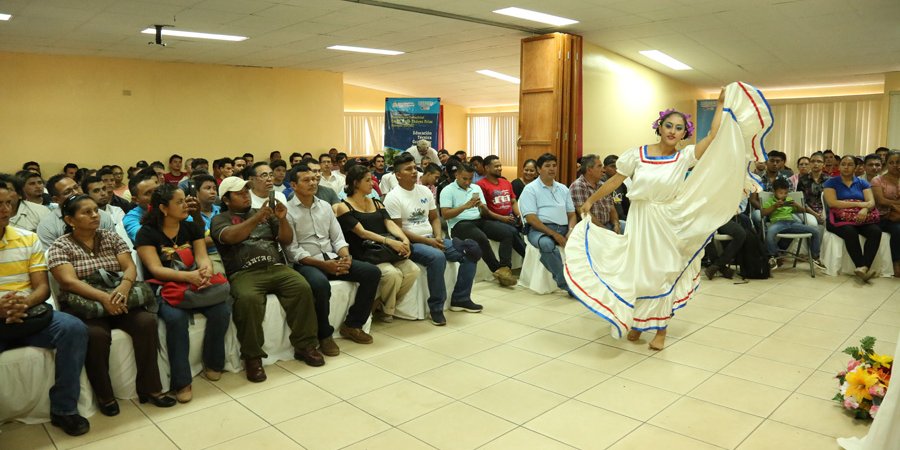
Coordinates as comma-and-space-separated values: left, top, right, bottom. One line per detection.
449, 300, 483, 313
138, 393, 176, 408
50, 413, 90, 436
430, 309, 447, 326
97, 399, 120, 417
704, 264, 719, 281
720, 266, 735, 279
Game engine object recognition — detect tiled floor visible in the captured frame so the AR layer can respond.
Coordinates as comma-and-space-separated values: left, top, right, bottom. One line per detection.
3, 271, 898, 449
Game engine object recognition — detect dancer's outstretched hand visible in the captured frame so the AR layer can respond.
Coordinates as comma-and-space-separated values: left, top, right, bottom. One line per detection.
579, 201, 593, 219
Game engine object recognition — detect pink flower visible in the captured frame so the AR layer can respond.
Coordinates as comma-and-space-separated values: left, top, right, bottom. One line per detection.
870, 405, 879, 417
838, 370, 847, 377
847, 359, 862, 371
844, 397, 860, 410
868, 384, 886, 397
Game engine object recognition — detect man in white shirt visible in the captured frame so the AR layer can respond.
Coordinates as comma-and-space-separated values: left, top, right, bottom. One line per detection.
318, 153, 346, 194
0, 173, 51, 233
271, 160, 288, 194
405, 139, 440, 166
383, 153, 482, 326
285, 164, 379, 354
247, 162, 288, 208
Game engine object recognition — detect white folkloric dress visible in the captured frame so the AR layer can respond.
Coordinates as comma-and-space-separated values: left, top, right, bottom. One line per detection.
564, 81, 773, 338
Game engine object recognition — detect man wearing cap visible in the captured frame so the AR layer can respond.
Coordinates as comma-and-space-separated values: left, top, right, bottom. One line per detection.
383, 153, 482, 326
211, 176, 323, 382
404, 139, 441, 167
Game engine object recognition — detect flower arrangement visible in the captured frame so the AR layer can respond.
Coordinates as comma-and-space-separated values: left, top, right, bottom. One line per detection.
834, 336, 892, 420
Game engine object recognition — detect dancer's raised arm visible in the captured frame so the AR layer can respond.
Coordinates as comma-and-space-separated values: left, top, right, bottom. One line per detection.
694, 88, 726, 160
579, 173, 626, 217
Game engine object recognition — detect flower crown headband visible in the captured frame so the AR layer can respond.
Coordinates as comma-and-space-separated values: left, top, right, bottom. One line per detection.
651, 108, 695, 138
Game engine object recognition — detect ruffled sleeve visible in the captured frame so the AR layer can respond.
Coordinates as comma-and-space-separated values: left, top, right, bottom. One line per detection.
615, 148, 640, 178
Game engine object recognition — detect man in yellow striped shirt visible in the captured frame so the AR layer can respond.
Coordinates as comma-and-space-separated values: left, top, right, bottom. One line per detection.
0, 184, 90, 436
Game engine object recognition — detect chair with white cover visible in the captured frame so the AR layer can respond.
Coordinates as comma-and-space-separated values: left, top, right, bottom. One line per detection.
759, 191, 816, 277
518, 240, 566, 295
819, 194, 893, 277
394, 262, 458, 320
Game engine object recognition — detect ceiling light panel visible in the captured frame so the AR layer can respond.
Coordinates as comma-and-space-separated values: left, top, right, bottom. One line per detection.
493, 7, 578, 27
477, 69, 520, 84
327, 45, 404, 55
638, 50, 692, 70
0, 13, 11, 21
140, 28, 248, 42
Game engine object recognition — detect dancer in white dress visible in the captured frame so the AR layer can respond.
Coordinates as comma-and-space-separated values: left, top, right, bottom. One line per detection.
567, 82, 773, 350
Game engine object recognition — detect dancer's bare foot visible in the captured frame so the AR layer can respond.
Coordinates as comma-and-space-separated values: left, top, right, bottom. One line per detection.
627, 329, 641, 341
649, 330, 667, 351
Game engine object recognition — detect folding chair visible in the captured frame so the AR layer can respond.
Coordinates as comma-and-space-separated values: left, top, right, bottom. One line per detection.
759, 191, 816, 277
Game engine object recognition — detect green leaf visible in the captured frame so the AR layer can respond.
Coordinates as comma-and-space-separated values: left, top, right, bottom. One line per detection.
860, 336, 876, 354
833, 393, 844, 402
843, 346, 859, 357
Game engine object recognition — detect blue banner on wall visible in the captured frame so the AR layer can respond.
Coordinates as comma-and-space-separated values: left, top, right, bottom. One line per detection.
384, 98, 440, 161
695, 99, 718, 141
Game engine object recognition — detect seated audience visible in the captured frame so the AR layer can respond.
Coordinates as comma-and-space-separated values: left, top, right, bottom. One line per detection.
512, 159, 537, 200
335, 152, 349, 176
271, 159, 288, 194
149, 162, 166, 185
601, 155, 630, 220
0, 184, 90, 436
440, 163, 521, 286
518, 153, 577, 294
384, 154, 482, 325
476, 155, 526, 235
437, 149, 450, 166
269, 150, 282, 162
96, 167, 133, 212
190, 174, 225, 274
318, 153, 345, 194
288, 153, 302, 168
22, 161, 41, 175
405, 139, 440, 167
163, 154, 187, 186
788, 156, 810, 190
469, 156, 486, 183
823, 149, 840, 177
63, 163, 79, 179
136, 185, 232, 403
48, 195, 175, 415
569, 155, 620, 233
245, 162, 288, 208
232, 157, 246, 174
286, 165, 379, 352
122, 168, 160, 243
823, 155, 883, 282
81, 175, 130, 245
372, 154, 388, 181
212, 158, 234, 184
16, 170, 52, 206
334, 165, 419, 324
862, 154, 883, 182
797, 151, 830, 224
761, 179, 825, 269
38, 174, 116, 248
243, 153, 255, 166
418, 162, 441, 199
871, 150, 900, 277
704, 215, 748, 279
110, 165, 129, 200
1, 173, 51, 232
211, 177, 323, 382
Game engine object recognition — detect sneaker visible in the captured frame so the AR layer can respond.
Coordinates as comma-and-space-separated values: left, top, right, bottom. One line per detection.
375, 311, 394, 323
812, 259, 827, 271
203, 368, 222, 382
854, 266, 869, 283
864, 266, 878, 281
319, 337, 340, 357
493, 266, 518, 287
430, 309, 447, 326
704, 264, 719, 281
719, 266, 735, 279
339, 324, 374, 344
449, 299, 483, 313
50, 413, 90, 436
768, 257, 778, 269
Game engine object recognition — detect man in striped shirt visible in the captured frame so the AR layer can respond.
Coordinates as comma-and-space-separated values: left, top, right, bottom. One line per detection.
0, 184, 90, 436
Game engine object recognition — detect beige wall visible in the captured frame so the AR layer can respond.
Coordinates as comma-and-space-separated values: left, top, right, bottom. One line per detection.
0, 52, 344, 175
582, 42, 704, 162
342, 83, 467, 152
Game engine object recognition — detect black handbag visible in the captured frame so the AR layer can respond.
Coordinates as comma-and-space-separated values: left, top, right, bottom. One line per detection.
0, 302, 53, 340
62, 269, 157, 319
357, 236, 405, 265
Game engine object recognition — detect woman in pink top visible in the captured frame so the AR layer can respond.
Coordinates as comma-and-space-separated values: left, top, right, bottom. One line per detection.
871, 150, 900, 277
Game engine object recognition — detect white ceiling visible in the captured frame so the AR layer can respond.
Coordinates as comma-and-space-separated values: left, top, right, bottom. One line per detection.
0, 0, 898, 107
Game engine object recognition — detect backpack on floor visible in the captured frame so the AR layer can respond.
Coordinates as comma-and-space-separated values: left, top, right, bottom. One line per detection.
737, 229, 771, 279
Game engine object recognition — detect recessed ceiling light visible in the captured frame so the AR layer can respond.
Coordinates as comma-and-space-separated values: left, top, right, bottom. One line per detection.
477, 70, 520, 84
327, 45, 404, 55
639, 50, 692, 70
0, 13, 11, 21
493, 7, 578, 27
140, 28, 247, 42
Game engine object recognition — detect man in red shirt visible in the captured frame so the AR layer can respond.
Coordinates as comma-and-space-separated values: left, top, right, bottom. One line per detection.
163, 154, 187, 186
476, 155, 526, 256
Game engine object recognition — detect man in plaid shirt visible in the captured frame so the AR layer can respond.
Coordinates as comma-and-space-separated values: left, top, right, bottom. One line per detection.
570, 155, 620, 233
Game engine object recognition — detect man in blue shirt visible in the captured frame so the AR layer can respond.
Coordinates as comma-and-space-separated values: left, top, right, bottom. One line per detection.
439, 163, 519, 286
518, 153, 577, 294
122, 168, 160, 244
